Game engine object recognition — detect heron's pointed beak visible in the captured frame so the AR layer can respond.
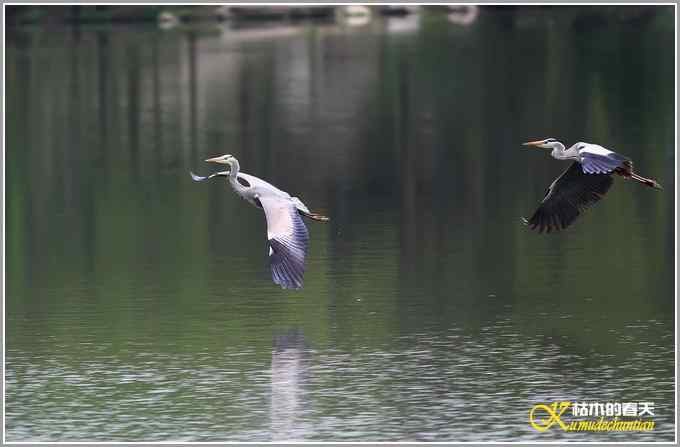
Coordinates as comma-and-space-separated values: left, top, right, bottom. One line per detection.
205, 156, 226, 164
522, 140, 544, 148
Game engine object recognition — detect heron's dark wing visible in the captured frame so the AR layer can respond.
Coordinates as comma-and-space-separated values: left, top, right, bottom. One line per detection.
580, 151, 628, 174
259, 196, 309, 290
525, 162, 613, 233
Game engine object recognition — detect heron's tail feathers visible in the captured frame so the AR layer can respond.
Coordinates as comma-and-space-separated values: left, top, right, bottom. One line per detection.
301, 211, 330, 222
631, 172, 663, 190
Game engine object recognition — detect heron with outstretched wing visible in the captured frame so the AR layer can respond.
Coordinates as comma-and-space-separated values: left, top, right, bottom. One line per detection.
523, 138, 662, 233
191, 155, 329, 289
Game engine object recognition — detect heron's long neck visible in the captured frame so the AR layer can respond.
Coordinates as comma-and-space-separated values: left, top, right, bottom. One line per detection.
227, 159, 247, 194
551, 143, 579, 161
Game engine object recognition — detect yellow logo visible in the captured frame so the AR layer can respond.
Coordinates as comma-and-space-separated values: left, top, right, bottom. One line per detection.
529, 401, 571, 432
529, 401, 656, 432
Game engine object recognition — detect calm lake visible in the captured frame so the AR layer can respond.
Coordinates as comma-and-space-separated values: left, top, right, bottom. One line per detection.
5, 7, 675, 442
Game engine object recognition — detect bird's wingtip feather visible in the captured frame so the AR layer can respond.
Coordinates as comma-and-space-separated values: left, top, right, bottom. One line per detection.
190, 171, 207, 182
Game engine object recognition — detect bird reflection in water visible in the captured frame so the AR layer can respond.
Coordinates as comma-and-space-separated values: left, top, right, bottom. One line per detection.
270, 329, 312, 441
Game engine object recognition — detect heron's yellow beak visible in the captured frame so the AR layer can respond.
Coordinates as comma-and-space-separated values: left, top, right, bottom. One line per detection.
205, 156, 227, 164
522, 140, 544, 148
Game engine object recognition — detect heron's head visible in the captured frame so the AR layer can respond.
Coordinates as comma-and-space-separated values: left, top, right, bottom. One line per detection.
522, 138, 560, 149
205, 154, 236, 166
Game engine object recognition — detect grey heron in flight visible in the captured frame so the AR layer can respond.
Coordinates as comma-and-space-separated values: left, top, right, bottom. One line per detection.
523, 138, 662, 233
191, 155, 329, 289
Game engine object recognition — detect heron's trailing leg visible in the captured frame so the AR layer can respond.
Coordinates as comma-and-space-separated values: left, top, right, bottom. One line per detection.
614, 162, 663, 190
628, 172, 663, 190
301, 211, 330, 222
